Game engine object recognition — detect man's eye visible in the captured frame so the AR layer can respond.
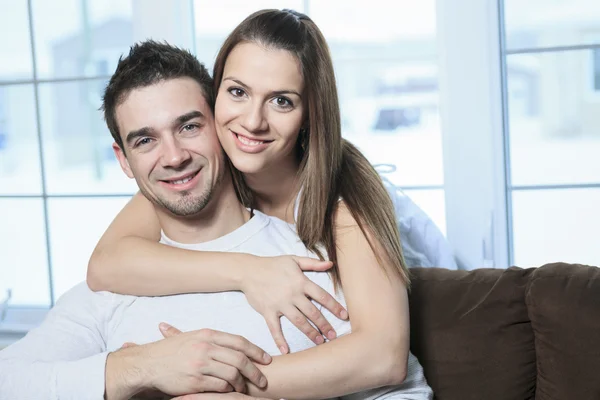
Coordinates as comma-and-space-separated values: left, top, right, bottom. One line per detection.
136, 137, 152, 147
182, 124, 198, 131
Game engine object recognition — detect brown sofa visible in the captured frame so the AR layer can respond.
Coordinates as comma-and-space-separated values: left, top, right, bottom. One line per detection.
408, 262, 600, 400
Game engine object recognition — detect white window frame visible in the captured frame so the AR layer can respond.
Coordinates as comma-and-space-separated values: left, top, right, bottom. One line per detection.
435, 0, 510, 270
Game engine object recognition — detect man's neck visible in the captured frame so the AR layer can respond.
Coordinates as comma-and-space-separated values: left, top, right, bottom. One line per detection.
156, 176, 250, 244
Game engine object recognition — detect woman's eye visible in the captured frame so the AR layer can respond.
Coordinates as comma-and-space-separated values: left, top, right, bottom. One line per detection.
229, 88, 245, 97
273, 97, 292, 108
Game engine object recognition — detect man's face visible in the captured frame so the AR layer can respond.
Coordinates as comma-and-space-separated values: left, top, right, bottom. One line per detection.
113, 77, 224, 217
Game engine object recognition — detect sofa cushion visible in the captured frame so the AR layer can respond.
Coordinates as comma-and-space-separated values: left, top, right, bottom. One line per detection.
527, 263, 600, 400
409, 267, 536, 400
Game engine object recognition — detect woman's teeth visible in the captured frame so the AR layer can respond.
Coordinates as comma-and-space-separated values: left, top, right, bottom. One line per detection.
237, 134, 264, 146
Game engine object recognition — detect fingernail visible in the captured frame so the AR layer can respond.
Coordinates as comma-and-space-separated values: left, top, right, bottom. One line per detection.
340, 310, 348, 319
159, 322, 169, 331
263, 353, 272, 363
327, 330, 336, 340
259, 376, 268, 388
279, 345, 287, 354
315, 335, 324, 344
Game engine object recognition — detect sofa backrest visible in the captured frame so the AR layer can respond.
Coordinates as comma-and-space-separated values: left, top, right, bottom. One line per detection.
408, 263, 600, 400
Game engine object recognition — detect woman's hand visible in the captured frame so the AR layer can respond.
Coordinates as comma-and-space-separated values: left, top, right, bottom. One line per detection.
240, 256, 348, 354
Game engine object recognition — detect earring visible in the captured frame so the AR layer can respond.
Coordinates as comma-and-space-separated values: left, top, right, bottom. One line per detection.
300, 128, 308, 151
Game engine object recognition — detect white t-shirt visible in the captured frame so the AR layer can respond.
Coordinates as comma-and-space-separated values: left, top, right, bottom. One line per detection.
0, 211, 431, 400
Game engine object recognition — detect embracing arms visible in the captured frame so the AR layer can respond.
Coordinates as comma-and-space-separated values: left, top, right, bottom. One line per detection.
87, 192, 347, 352
160, 203, 410, 399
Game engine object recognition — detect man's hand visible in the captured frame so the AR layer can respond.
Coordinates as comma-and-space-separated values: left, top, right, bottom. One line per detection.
105, 328, 272, 399
172, 393, 269, 400
241, 255, 349, 354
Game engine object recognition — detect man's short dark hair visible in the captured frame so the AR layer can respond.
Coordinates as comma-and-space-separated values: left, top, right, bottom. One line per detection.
102, 40, 214, 152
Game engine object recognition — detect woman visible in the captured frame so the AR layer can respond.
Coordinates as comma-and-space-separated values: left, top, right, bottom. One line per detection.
89, 9, 432, 399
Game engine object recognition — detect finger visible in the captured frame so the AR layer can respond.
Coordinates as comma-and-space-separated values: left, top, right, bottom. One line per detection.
282, 305, 323, 345
265, 315, 289, 355
159, 322, 183, 338
209, 344, 268, 389
305, 282, 349, 321
295, 297, 334, 341
120, 342, 138, 349
200, 329, 272, 365
196, 357, 246, 394
292, 256, 333, 272
173, 394, 267, 400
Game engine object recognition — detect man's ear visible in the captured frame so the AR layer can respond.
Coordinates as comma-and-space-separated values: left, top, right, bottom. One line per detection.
113, 142, 134, 179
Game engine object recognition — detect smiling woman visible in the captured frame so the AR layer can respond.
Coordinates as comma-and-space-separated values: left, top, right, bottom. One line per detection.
215, 42, 306, 184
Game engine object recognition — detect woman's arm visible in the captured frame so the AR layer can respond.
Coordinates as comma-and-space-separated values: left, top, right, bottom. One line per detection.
87, 193, 348, 352
88, 192, 246, 295
247, 202, 409, 399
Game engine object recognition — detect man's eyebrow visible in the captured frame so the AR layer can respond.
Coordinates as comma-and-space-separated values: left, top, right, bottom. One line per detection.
223, 77, 302, 98
125, 127, 153, 147
174, 110, 205, 127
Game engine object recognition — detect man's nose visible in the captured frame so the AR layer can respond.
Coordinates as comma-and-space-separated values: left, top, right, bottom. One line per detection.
160, 137, 191, 168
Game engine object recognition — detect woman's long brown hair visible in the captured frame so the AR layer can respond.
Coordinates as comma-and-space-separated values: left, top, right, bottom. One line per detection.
213, 9, 410, 289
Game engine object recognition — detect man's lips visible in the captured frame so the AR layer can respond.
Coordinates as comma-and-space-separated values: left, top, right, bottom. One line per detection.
159, 170, 200, 185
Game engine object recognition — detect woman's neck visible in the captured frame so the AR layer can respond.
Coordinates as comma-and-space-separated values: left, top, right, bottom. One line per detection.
244, 158, 300, 223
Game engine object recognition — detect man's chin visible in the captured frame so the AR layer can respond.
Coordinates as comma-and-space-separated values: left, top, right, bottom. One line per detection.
158, 193, 212, 218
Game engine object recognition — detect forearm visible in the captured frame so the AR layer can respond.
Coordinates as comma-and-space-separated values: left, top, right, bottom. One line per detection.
89, 236, 250, 295
247, 331, 408, 400
0, 352, 110, 400
105, 348, 149, 400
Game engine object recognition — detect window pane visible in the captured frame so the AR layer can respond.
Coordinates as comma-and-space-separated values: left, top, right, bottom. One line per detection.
512, 188, 600, 267
0, 0, 33, 81
504, 0, 600, 51
0, 199, 50, 306
48, 196, 131, 299
310, 1, 441, 187
311, 0, 436, 50
401, 189, 447, 236
0, 84, 43, 195
31, 0, 133, 80
507, 51, 600, 186
193, 0, 305, 69
38, 79, 138, 195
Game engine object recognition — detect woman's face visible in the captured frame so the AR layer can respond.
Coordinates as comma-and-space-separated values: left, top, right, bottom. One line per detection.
215, 42, 305, 176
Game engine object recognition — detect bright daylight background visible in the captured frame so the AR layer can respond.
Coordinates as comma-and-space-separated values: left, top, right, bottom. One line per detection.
0, 0, 599, 332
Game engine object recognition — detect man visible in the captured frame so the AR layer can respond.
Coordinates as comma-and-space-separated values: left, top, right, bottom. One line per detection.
0, 41, 328, 400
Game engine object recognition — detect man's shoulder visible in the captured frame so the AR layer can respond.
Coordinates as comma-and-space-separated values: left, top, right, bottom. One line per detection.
254, 211, 298, 238
54, 282, 125, 309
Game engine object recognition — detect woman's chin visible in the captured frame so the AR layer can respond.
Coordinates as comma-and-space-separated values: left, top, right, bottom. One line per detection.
229, 156, 265, 176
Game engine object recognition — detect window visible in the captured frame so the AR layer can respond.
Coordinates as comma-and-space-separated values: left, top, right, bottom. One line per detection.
2, 0, 598, 344
0, 0, 194, 338
502, 0, 600, 267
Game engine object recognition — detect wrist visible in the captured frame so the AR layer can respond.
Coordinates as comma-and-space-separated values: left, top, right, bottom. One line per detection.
236, 253, 259, 292
105, 348, 149, 400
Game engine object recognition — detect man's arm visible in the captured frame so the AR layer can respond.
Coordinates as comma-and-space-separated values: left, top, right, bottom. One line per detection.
0, 283, 118, 400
